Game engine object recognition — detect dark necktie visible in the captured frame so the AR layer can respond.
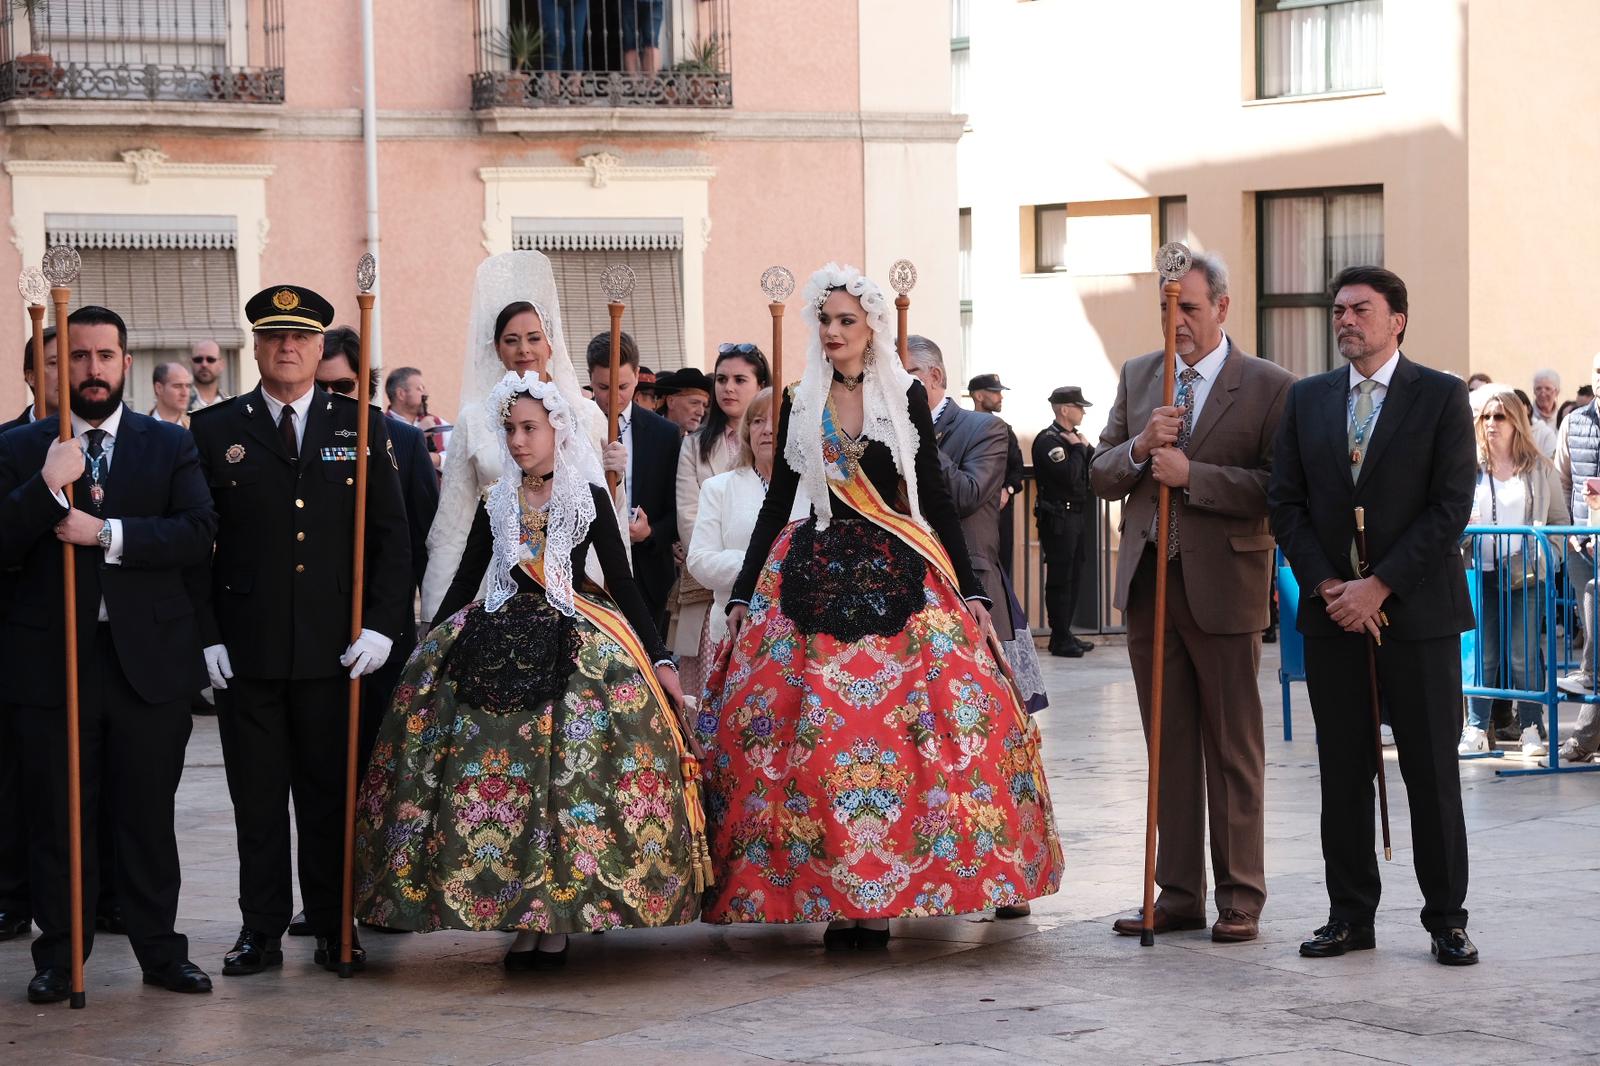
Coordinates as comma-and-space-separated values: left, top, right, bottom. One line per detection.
279, 405, 298, 462
84, 428, 107, 514
1166, 368, 1201, 559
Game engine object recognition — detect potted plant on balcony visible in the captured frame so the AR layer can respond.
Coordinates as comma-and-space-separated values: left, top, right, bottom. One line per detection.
489, 20, 542, 106
11, 0, 62, 99
662, 34, 722, 106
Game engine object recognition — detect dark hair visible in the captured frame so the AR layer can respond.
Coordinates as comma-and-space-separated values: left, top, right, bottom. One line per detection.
1512, 388, 1536, 418
585, 330, 639, 372
1580, 385, 1595, 400
696, 344, 771, 462
1330, 265, 1408, 344
384, 366, 421, 404
321, 325, 378, 400
21, 325, 56, 376
67, 305, 128, 353
493, 301, 538, 344
151, 361, 190, 386
1557, 399, 1581, 426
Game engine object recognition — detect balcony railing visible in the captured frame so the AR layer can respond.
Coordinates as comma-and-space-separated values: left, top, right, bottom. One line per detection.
472, 0, 731, 110
0, 0, 284, 104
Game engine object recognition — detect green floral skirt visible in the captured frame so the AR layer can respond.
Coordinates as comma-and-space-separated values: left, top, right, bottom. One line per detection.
354, 593, 701, 933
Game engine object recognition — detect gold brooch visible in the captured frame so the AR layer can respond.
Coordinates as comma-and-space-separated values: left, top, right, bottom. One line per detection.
225, 443, 246, 464
272, 288, 301, 311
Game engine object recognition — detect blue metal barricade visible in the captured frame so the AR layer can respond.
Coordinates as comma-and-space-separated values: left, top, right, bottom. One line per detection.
1275, 549, 1303, 741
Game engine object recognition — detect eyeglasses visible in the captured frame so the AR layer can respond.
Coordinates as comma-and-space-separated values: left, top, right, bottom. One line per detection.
325, 378, 358, 395
718, 342, 760, 355
192, 355, 219, 364
1480, 412, 1508, 422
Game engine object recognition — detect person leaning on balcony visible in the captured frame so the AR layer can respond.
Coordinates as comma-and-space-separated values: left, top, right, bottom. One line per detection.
621, 0, 665, 74
1091, 251, 1294, 946
1458, 384, 1567, 759
1555, 351, 1600, 762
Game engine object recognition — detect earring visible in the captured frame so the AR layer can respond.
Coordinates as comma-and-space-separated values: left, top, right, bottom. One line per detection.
865, 339, 874, 358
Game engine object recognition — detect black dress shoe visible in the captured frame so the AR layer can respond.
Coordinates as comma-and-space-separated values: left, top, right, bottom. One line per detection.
0, 911, 31, 941
1073, 638, 1094, 653
1431, 928, 1479, 966
222, 927, 283, 976
1050, 643, 1084, 659
313, 931, 366, 973
143, 960, 213, 993
822, 925, 858, 951
287, 910, 312, 937
1299, 920, 1376, 958
95, 908, 128, 935
26, 967, 70, 1004
854, 925, 891, 950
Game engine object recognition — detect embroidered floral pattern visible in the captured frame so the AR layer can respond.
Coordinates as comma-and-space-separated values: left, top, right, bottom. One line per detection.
780, 518, 926, 641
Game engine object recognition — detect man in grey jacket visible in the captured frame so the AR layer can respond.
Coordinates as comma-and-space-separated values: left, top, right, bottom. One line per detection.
1555, 352, 1600, 761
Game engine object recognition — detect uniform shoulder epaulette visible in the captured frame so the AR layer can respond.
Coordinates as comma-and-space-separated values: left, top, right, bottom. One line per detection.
189, 396, 238, 421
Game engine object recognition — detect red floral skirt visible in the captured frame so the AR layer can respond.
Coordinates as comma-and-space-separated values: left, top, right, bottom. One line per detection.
697, 519, 1063, 923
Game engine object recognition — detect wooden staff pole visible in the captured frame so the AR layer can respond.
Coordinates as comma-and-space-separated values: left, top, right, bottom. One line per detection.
338, 286, 376, 978
51, 279, 87, 1006
29, 302, 46, 420
606, 300, 624, 496
895, 293, 910, 364
768, 300, 785, 389
1354, 506, 1393, 862
1139, 277, 1181, 948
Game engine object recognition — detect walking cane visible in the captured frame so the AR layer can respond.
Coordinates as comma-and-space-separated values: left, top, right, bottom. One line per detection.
337, 254, 379, 978
889, 259, 917, 364
599, 265, 636, 498
1139, 242, 1191, 947
19, 268, 48, 420
1353, 506, 1393, 861
761, 266, 794, 389
41, 246, 87, 1006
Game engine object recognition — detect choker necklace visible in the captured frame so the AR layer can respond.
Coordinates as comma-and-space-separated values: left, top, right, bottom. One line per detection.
832, 368, 866, 392
523, 469, 555, 489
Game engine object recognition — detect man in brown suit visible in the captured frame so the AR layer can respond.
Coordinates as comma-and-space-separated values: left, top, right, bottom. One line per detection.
1090, 252, 1295, 943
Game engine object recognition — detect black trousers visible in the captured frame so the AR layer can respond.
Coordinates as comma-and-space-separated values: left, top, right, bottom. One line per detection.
1304, 633, 1470, 932
360, 614, 417, 768
0, 703, 27, 915
1040, 510, 1089, 649
11, 627, 192, 973
217, 675, 348, 937
998, 499, 1016, 578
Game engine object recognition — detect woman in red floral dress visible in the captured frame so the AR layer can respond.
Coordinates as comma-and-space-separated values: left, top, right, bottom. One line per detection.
699, 263, 1062, 949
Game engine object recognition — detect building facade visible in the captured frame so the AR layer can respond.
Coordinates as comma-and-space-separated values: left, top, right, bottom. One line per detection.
0, 0, 963, 417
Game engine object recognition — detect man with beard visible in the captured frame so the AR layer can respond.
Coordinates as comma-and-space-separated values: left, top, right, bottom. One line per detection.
187, 339, 228, 410
0, 305, 217, 1001
191, 287, 410, 978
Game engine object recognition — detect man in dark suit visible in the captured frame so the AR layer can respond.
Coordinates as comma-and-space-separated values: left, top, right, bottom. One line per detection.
1092, 254, 1295, 944
902, 337, 1011, 636
191, 285, 410, 978
1034, 387, 1096, 657
0, 306, 216, 1001
588, 331, 681, 631
1270, 265, 1479, 966
968, 374, 1024, 578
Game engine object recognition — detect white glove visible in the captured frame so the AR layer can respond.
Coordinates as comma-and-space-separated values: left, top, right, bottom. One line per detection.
203, 644, 234, 690
340, 628, 393, 679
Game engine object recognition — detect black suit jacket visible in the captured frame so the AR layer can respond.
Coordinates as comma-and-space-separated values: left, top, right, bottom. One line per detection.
0, 409, 216, 706
1269, 354, 1477, 640
386, 414, 439, 596
191, 387, 411, 680
0, 410, 31, 623
623, 402, 682, 619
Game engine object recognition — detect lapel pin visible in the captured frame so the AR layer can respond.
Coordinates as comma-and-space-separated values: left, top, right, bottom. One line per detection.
245, 402, 254, 415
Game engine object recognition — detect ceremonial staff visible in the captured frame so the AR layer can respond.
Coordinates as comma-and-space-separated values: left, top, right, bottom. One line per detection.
20, 268, 48, 420
338, 253, 379, 978
761, 266, 794, 388
600, 265, 635, 497
1353, 506, 1394, 861
889, 259, 916, 364
1138, 241, 1191, 947
42, 246, 88, 1006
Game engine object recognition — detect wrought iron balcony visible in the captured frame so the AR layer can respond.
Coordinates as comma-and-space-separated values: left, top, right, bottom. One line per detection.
472, 0, 731, 110
0, 0, 284, 105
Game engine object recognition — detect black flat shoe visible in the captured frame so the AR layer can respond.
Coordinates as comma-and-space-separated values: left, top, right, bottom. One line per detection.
143, 960, 213, 994
1299, 920, 1376, 958
822, 926, 858, 951
1431, 928, 1479, 966
26, 967, 70, 1004
222, 927, 283, 976
529, 945, 567, 970
0, 911, 31, 941
854, 926, 890, 950
994, 903, 1032, 920
313, 931, 366, 973
287, 910, 312, 937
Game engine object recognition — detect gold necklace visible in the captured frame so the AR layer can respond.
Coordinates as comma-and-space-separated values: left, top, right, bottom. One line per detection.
825, 395, 868, 474
519, 486, 550, 540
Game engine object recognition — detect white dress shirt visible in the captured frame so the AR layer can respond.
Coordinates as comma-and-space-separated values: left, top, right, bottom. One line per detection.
1347, 348, 1401, 402
261, 385, 315, 453
929, 395, 951, 426
50, 406, 128, 621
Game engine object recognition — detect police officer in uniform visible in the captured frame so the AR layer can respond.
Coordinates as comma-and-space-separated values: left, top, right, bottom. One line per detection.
1034, 386, 1095, 657
190, 285, 410, 977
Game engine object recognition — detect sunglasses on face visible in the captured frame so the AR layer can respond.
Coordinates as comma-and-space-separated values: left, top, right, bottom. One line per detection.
325, 378, 358, 395
1480, 412, 1508, 422
719, 342, 759, 355
193, 356, 219, 364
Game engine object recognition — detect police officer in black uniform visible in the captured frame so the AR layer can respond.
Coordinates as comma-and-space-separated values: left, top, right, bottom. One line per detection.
190, 285, 410, 978
1033, 386, 1095, 657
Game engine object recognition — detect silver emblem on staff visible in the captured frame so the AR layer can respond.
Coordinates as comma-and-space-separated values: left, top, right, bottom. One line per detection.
760, 266, 795, 303
889, 259, 918, 296
356, 252, 377, 294
17, 267, 48, 305
600, 264, 636, 304
42, 245, 82, 287
1155, 242, 1192, 282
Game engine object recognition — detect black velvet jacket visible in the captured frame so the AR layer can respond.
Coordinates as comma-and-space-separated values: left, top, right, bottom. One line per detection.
730, 380, 986, 607
437, 483, 671, 663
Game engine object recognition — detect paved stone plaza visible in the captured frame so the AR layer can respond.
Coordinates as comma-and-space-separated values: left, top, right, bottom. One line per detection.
2, 644, 1597, 1065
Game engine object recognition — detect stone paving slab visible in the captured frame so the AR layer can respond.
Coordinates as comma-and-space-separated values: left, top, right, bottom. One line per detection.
2, 644, 1597, 1065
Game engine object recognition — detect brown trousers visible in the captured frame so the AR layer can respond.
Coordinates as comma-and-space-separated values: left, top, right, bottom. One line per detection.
1125, 548, 1268, 918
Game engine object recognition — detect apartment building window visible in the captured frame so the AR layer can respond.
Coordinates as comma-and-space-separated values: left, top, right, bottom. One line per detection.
1258, 186, 1383, 377
515, 218, 687, 376
950, 0, 970, 117
1257, 0, 1382, 100
1032, 201, 1154, 276
46, 214, 246, 410
958, 208, 972, 364
1159, 196, 1188, 247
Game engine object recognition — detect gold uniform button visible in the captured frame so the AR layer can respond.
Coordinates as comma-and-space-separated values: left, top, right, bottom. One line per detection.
345, 477, 353, 486
295, 498, 304, 508
296, 531, 305, 542
295, 564, 305, 573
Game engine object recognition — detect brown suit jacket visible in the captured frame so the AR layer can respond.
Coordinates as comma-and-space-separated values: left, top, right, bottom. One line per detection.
1090, 340, 1294, 634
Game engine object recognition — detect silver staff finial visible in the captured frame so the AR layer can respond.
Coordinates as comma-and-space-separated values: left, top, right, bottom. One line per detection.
889, 259, 917, 296
599, 264, 636, 304
356, 252, 377, 294
17, 267, 48, 305
760, 266, 795, 303
1155, 242, 1192, 282
42, 246, 82, 287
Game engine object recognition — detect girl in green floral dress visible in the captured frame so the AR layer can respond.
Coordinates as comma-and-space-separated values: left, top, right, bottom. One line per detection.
354, 372, 709, 968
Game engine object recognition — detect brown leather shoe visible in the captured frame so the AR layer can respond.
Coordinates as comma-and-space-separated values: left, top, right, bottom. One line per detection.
1211, 908, 1259, 942
1112, 906, 1206, 936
